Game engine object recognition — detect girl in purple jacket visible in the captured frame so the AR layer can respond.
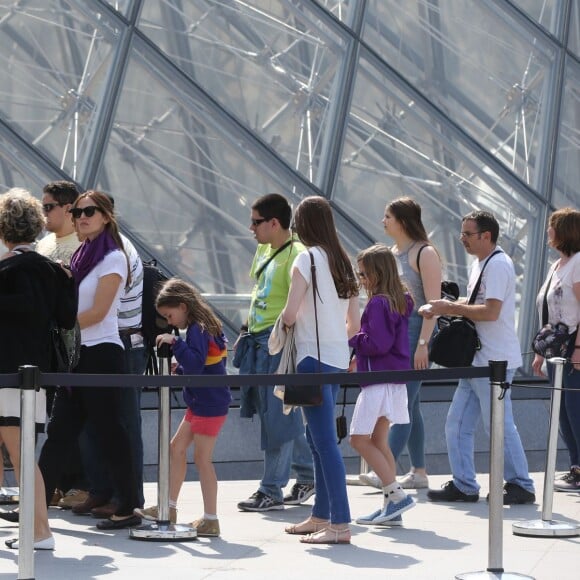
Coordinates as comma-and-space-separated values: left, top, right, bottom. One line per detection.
348, 244, 416, 527
135, 278, 231, 537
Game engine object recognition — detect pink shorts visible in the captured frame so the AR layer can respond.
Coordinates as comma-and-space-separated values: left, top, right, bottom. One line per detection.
185, 408, 227, 437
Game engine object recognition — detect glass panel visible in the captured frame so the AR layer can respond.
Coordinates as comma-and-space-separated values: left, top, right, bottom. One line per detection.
363, 0, 557, 191
103, 0, 133, 17
97, 43, 323, 328
316, 0, 355, 24
0, 1, 121, 179
510, 0, 562, 36
553, 58, 580, 209
335, 52, 543, 344
569, 0, 580, 57
138, 0, 348, 184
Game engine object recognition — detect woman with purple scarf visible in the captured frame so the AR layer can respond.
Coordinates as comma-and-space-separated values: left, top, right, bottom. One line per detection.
39, 191, 141, 530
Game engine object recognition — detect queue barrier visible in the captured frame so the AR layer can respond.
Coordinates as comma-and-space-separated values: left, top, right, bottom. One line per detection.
2, 359, 573, 579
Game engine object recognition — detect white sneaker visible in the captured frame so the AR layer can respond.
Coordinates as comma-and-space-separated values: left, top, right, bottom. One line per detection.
398, 472, 429, 489
358, 471, 382, 489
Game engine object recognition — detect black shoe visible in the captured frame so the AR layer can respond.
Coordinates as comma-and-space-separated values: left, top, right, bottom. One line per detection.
0, 509, 19, 523
427, 481, 479, 503
502, 483, 535, 504
96, 514, 141, 530
284, 483, 315, 505
237, 491, 284, 512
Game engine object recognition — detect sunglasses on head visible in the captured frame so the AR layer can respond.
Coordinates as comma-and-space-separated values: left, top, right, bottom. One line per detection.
70, 206, 100, 219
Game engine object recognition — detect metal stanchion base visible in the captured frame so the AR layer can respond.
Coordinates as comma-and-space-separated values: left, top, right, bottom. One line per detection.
512, 519, 580, 538
456, 571, 534, 579
130, 522, 197, 541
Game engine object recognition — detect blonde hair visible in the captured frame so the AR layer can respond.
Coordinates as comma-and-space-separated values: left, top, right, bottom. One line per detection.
0, 188, 45, 244
156, 278, 222, 337
357, 243, 411, 315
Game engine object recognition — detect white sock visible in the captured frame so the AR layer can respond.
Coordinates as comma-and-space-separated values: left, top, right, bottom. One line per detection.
382, 481, 406, 505
204, 513, 218, 520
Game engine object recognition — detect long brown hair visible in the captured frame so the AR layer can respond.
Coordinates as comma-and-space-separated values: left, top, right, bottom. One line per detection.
357, 244, 411, 315
293, 196, 358, 299
387, 197, 429, 242
156, 278, 222, 337
71, 190, 131, 286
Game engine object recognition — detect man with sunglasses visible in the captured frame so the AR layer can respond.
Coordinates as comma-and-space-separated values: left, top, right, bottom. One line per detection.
236, 193, 315, 512
37, 181, 81, 263
36, 181, 89, 511
421, 211, 535, 505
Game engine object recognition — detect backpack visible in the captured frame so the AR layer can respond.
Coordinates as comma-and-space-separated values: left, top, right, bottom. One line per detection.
141, 259, 173, 374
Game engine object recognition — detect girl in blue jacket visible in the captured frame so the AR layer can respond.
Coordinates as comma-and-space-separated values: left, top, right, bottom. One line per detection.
135, 278, 231, 537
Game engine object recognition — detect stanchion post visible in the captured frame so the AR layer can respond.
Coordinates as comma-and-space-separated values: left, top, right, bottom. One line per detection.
18, 365, 39, 580
130, 344, 196, 541
456, 360, 534, 580
512, 357, 579, 537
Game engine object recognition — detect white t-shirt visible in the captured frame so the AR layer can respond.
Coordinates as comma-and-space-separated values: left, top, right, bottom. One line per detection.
468, 247, 522, 369
536, 252, 580, 332
293, 246, 350, 369
36, 232, 81, 264
78, 249, 127, 347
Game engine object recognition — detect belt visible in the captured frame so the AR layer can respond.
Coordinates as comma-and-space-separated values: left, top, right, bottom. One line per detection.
119, 328, 142, 338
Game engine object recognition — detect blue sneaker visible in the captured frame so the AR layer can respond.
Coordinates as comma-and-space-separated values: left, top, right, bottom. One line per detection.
356, 509, 403, 527
372, 495, 415, 524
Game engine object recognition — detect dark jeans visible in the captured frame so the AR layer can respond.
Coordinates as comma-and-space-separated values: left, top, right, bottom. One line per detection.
38, 343, 139, 516
81, 339, 146, 506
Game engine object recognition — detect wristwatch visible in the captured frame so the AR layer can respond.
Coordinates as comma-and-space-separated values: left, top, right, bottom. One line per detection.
418, 338, 427, 347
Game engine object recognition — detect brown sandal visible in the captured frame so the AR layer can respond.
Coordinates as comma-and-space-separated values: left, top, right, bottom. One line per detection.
299, 526, 351, 544
285, 518, 329, 535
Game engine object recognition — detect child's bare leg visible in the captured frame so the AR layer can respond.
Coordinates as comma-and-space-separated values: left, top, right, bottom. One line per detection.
169, 419, 194, 503
193, 433, 218, 515
350, 417, 395, 485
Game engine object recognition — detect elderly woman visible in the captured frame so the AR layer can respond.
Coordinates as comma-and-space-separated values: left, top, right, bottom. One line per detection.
0, 188, 77, 550
532, 208, 580, 491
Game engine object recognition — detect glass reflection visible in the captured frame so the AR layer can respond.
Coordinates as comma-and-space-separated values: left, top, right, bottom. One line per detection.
363, 0, 556, 190
138, 0, 347, 184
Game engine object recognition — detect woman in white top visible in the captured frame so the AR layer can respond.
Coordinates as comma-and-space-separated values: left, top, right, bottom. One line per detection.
39, 191, 141, 529
532, 208, 580, 491
282, 196, 360, 544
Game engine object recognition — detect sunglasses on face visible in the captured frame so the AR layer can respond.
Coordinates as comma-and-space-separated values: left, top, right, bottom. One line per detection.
251, 217, 270, 227
42, 202, 62, 213
70, 206, 101, 219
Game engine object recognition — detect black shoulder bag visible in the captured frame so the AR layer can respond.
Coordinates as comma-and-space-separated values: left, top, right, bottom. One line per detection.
283, 251, 324, 407
416, 244, 459, 301
429, 250, 501, 367
531, 269, 572, 359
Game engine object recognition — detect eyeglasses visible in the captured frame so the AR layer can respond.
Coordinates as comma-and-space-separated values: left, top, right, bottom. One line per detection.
42, 202, 62, 213
459, 231, 482, 238
70, 206, 100, 219
357, 271, 367, 279
251, 217, 270, 227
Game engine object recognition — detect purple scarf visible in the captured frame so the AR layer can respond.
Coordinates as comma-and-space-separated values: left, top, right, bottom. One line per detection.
70, 229, 120, 289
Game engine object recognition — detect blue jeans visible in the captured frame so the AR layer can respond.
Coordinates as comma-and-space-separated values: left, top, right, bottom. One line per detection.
299, 356, 351, 524
82, 340, 147, 506
550, 338, 580, 467
389, 312, 426, 468
239, 329, 313, 501
446, 370, 534, 495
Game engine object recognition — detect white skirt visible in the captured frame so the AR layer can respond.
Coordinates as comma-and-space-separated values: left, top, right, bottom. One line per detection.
350, 383, 409, 435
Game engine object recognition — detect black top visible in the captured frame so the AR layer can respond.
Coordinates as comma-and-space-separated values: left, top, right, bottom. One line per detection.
0, 251, 78, 373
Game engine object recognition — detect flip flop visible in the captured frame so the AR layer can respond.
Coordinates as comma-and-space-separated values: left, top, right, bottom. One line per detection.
285, 519, 329, 535
299, 526, 351, 544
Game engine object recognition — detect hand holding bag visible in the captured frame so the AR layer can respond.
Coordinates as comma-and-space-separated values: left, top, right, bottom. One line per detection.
532, 269, 572, 359
283, 251, 323, 407
429, 250, 501, 367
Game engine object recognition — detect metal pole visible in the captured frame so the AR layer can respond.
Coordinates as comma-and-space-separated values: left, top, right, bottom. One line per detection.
457, 360, 533, 580
130, 344, 196, 541
513, 357, 579, 537
18, 365, 39, 580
